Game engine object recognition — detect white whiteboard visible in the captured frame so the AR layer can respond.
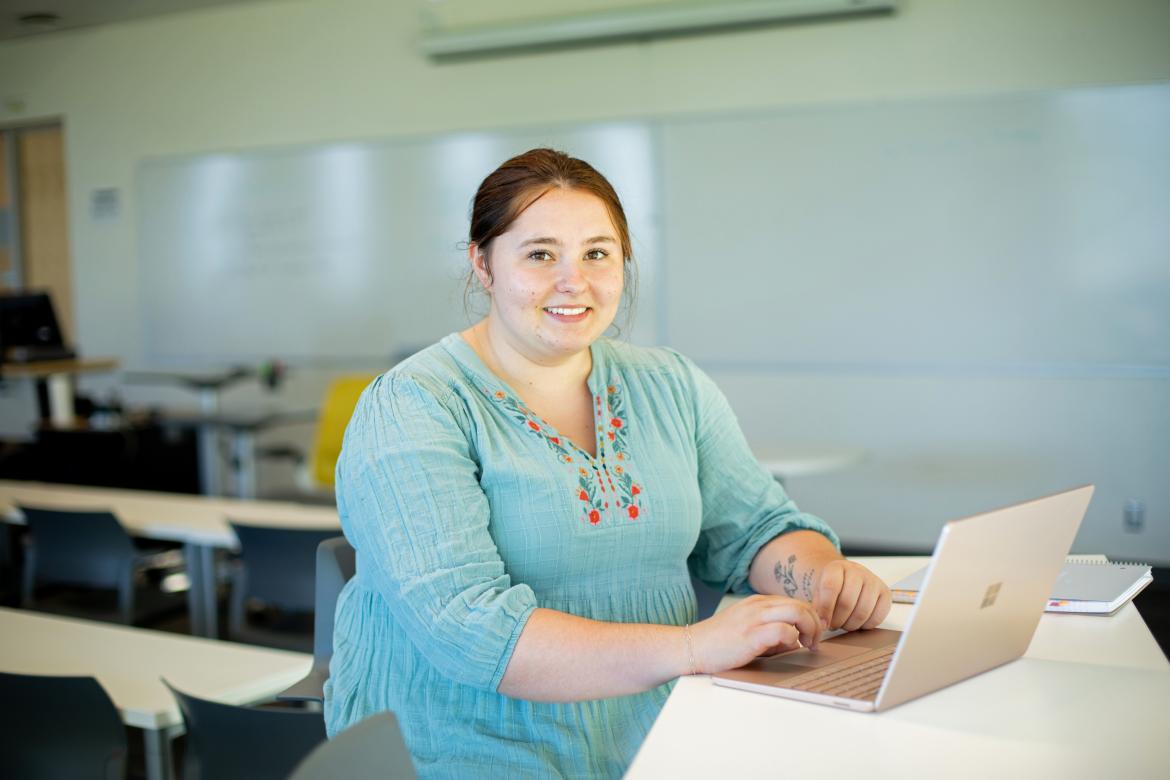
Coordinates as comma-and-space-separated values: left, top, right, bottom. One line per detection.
137, 84, 1170, 374
660, 85, 1170, 371
137, 123, 659, 365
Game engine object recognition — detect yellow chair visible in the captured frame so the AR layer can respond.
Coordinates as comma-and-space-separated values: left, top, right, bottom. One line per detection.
262, 375, 374, 501
306, 375, 375, 489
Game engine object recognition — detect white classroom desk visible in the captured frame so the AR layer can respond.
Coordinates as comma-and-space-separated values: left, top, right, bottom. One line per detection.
0, 480, 340, 638
756, 448, 866, 485
0, 607, 312, 780
627, 556, 1170, 779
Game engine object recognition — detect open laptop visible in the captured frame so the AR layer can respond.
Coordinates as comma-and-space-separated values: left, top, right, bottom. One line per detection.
712, 485, 1094, 712
0, 291, 76, 363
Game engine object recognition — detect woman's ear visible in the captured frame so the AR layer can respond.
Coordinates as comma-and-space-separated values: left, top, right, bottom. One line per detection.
469, 242, 493, 291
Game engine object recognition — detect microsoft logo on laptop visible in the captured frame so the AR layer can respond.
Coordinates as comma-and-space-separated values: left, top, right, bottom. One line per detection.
980, 582, 1003, 609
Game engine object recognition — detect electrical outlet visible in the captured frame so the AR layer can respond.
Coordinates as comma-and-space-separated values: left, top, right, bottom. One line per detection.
1123, 499, 1145, 533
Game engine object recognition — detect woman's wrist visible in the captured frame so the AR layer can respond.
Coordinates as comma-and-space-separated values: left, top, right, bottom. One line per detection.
682, 623, 701, 676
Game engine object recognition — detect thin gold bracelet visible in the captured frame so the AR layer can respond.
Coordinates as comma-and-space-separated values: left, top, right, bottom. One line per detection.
683, 623, 698, 676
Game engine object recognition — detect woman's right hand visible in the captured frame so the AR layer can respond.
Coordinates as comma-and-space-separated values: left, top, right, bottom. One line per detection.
688, 594, 824, 674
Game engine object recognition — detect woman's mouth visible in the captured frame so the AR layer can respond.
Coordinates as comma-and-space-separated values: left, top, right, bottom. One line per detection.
543, 306, 590, 322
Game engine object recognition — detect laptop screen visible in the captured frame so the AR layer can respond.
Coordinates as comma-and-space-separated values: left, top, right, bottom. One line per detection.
0, 291, 68, 361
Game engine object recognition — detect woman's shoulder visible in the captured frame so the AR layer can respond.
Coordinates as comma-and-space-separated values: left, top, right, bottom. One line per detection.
357, 336, 479, 416
596, 338, 704, 383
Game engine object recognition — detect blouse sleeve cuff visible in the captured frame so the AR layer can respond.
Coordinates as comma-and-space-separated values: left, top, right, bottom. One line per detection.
726, 513, 841, 595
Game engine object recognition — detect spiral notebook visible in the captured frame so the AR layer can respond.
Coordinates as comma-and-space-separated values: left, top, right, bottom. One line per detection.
890, 557, 1152, 615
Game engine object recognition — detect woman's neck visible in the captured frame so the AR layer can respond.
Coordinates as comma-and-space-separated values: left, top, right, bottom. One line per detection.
462, 319, 592, 396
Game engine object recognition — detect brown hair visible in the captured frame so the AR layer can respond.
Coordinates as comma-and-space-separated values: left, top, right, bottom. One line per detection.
465, 150, 637, 327
470, 148, 632, 264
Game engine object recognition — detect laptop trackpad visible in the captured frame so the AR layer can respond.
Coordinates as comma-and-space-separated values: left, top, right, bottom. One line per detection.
766, 641, 869, 670
750, 628, 901, 672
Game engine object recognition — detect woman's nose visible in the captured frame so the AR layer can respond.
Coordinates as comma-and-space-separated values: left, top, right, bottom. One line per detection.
555, 262, 586, 292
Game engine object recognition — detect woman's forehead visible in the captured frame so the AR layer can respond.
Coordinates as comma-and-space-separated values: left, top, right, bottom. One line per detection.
506, 187, 616, 236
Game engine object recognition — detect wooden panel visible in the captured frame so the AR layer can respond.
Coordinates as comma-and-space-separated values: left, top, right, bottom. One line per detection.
18, 125, 74, 342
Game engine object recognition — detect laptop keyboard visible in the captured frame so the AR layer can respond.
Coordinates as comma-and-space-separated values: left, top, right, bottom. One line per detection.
784, 644, 896, 701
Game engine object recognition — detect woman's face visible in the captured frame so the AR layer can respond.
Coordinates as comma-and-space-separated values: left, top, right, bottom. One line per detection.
473, 187, 624, 365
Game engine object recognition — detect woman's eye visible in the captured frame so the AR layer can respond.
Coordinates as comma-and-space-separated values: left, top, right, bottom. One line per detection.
585, 249, 609, 261
528, 250, 553, 262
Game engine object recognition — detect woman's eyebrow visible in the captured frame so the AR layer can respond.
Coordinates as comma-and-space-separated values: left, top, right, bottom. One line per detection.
518, 235, 617, 247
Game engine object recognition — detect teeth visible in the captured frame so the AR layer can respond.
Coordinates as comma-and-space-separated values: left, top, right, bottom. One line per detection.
546, 306, 587, 316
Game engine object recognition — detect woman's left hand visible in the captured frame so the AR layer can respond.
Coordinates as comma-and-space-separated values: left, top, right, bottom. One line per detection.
813, 560, 892, 632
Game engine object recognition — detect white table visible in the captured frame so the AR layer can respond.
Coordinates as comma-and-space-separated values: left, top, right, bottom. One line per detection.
0, 607, 312, 780
627, 556, 1170, 779
0, 480, 340, 638
756, 448, 866, 484
0, 357, 120, 427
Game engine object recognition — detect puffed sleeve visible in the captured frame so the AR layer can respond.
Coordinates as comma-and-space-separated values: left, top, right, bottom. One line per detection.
335, 372, 537, 692
673, 354, 841, 594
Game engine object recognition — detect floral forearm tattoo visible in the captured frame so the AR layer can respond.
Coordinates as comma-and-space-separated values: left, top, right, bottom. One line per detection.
774, 554, 815, 601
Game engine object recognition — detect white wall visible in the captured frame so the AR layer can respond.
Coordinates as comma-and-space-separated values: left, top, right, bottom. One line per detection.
1, 0, 1168, 558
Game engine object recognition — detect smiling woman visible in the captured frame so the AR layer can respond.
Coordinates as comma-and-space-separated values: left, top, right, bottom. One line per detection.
324, 148, 891, 779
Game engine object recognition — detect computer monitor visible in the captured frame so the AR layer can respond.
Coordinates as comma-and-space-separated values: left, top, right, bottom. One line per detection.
0, 291, 75, 363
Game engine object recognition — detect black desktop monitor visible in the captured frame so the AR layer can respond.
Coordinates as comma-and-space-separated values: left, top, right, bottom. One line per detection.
0, 291, 75, 363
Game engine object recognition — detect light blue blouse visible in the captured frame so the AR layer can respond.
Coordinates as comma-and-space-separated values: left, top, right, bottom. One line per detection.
325, 333, 839, 779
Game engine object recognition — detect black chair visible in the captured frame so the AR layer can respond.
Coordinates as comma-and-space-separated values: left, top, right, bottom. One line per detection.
278, 535, 355, 703
227, 523, 339, 649
163, 680, 326, 780
289, 712, 417, 780
0, 671, 127, 780
19, 505, 184, 624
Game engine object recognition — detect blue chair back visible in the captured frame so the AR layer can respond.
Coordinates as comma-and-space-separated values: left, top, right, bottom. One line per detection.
165, 680, 326, 780
0, 671, 127, 780
229, 523, 339, 611
289, 712, 417, 780
21, 505, 137, 588
278, 536, 355, 703
312, 536, 355, 661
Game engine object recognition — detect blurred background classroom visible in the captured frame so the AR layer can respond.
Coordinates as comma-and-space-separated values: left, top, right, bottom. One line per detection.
0, 0, 1167, 775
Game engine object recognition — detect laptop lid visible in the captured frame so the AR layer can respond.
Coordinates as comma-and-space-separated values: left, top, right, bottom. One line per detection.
875, 484, 1093, 710
0, 291, 70, 361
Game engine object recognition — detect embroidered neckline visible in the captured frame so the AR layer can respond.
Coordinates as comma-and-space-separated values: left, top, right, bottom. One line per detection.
445, 334, 646, 528
480, 382, 645, 528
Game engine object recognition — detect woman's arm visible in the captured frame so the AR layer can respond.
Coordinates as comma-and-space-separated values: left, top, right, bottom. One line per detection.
499, 596, 822, 702
748, 529, 892, 631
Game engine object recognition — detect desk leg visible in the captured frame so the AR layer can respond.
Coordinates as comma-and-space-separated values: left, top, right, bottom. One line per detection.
143, 727, 175, 780
183, 542, 220, 638
46, 373, 75, 428
183, 541, 206, 637
197, 424, 222, 496
232, 428, 257, 499
184, 542, 203, 636
199, 544, 219, 639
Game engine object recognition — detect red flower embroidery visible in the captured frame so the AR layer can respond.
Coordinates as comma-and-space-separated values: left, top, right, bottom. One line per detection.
607, 432, 615, 441
527, 421, 540, 431
550, 437, 560, 445
589, 509, 601, 525
611, 418, 623, 428
628, 506, 639, 519
579, 490, 588, 501
631, 484, 641, 495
